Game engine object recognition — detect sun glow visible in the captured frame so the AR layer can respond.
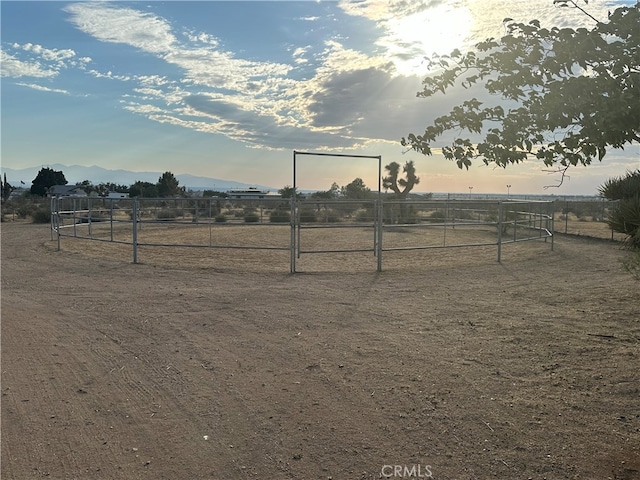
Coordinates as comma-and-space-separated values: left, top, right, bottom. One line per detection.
383, 3, 473, 77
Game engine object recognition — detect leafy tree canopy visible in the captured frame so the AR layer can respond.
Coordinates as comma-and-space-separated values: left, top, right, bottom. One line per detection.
30, 167, 67, 197
129, 181, 158, 198
402, 2, 640, 173
311, 182, 340, 200
157, 171, 183, 197
278, 185, 299, 198
341, 178, 372, 199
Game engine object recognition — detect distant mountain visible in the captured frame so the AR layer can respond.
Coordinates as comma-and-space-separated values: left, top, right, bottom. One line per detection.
1, 164, 275, 192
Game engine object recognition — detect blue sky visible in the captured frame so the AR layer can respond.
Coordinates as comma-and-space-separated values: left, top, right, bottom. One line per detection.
1, 0, 638, 194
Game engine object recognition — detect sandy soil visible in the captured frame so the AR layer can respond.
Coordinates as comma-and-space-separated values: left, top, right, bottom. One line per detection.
1, 222, 639, 480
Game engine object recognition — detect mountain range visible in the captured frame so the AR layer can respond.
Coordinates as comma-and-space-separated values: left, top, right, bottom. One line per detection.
1, 164, 275, 192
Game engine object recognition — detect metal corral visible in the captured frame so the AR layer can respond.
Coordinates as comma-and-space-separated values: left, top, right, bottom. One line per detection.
51, 196, 554, 272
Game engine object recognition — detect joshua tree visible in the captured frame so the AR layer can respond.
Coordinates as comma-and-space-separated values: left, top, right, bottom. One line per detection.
382, 161, 420, 223
2, 173, 15, 202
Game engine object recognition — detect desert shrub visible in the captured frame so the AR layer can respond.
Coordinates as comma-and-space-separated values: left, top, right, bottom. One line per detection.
5, 201, 37, 219
32, 207, 51, 223
332, 201, 359, 216
192, 203, 218, 219
269, 209, 290, 223
299, 208, 317, 223
244, 212, 260, 223
87, 210, 110, 222
214, 214, 227, 223
156, 208, 180, 220
324, 210, 341, 223
355, 208, 374, 222
455, 209, 476, 220
429, 210, 446, 221
403, 205, 419, 224
576, 201, 608, 221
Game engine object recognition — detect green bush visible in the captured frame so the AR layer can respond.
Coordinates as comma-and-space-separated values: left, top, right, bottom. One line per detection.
214, 214, 227, 223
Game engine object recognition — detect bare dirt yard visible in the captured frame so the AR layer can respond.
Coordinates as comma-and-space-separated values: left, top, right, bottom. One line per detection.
2, 222, 639, 479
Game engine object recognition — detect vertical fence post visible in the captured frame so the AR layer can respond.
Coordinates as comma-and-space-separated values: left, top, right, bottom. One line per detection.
132, 198, 138, 264
290, 196, 296, 273
497, 201, 503, 263
55, 197, 61, 251
376, 199, 383, 272
372, 200, 377, 256
209, 198, 213, 247
73, 198, 77, 237
51, 197, 60, 252
110, 199, 114, 242
88, 197, 92, 238
50, 196, 55, 241
550, 201, 555, 251
297, 204, 302, 259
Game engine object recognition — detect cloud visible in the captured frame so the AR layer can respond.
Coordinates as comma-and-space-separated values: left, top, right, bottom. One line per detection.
183, 31, 219, 47
65, 2, 292, 92
15, 82, 70, 95
86, 69, 132, 81
64, 2, 177, 54
292, 46, 310, 64
53, 0, 637, 159
1, 49, 60, 78
20, 43, 76, 63
1, 50, 53, 78
1, 41, 90, 80
62, 2, 357, 149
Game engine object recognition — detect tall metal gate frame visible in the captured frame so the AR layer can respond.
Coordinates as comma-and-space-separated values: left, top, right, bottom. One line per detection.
291, 151, 382, 273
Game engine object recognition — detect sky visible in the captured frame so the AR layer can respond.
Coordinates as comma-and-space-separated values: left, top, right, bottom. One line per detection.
1, 0, 638, 195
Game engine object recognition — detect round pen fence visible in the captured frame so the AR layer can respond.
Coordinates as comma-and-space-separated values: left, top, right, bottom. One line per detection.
51, 195, 554, 272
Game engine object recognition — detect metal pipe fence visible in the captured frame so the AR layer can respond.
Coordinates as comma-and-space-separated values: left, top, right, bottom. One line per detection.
52, 196, 557, 272
552, 198, 621, 240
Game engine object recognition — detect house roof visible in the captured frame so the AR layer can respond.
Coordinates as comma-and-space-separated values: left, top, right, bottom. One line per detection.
49, 185, 87, 196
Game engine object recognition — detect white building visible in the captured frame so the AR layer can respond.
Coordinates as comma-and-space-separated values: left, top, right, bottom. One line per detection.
227, 187, 270, 199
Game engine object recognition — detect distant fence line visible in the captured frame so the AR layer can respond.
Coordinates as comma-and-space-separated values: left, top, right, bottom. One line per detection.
49, 196, 574, 272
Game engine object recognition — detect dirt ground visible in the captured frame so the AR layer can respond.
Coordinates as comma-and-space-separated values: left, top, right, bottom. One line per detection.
2, 222, 639, 480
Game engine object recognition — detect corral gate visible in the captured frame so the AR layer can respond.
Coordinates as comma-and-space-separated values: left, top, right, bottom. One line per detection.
292, 151, 383, 273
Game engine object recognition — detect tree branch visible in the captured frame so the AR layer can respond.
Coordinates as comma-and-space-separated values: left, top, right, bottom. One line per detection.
542, 165, 571, 189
